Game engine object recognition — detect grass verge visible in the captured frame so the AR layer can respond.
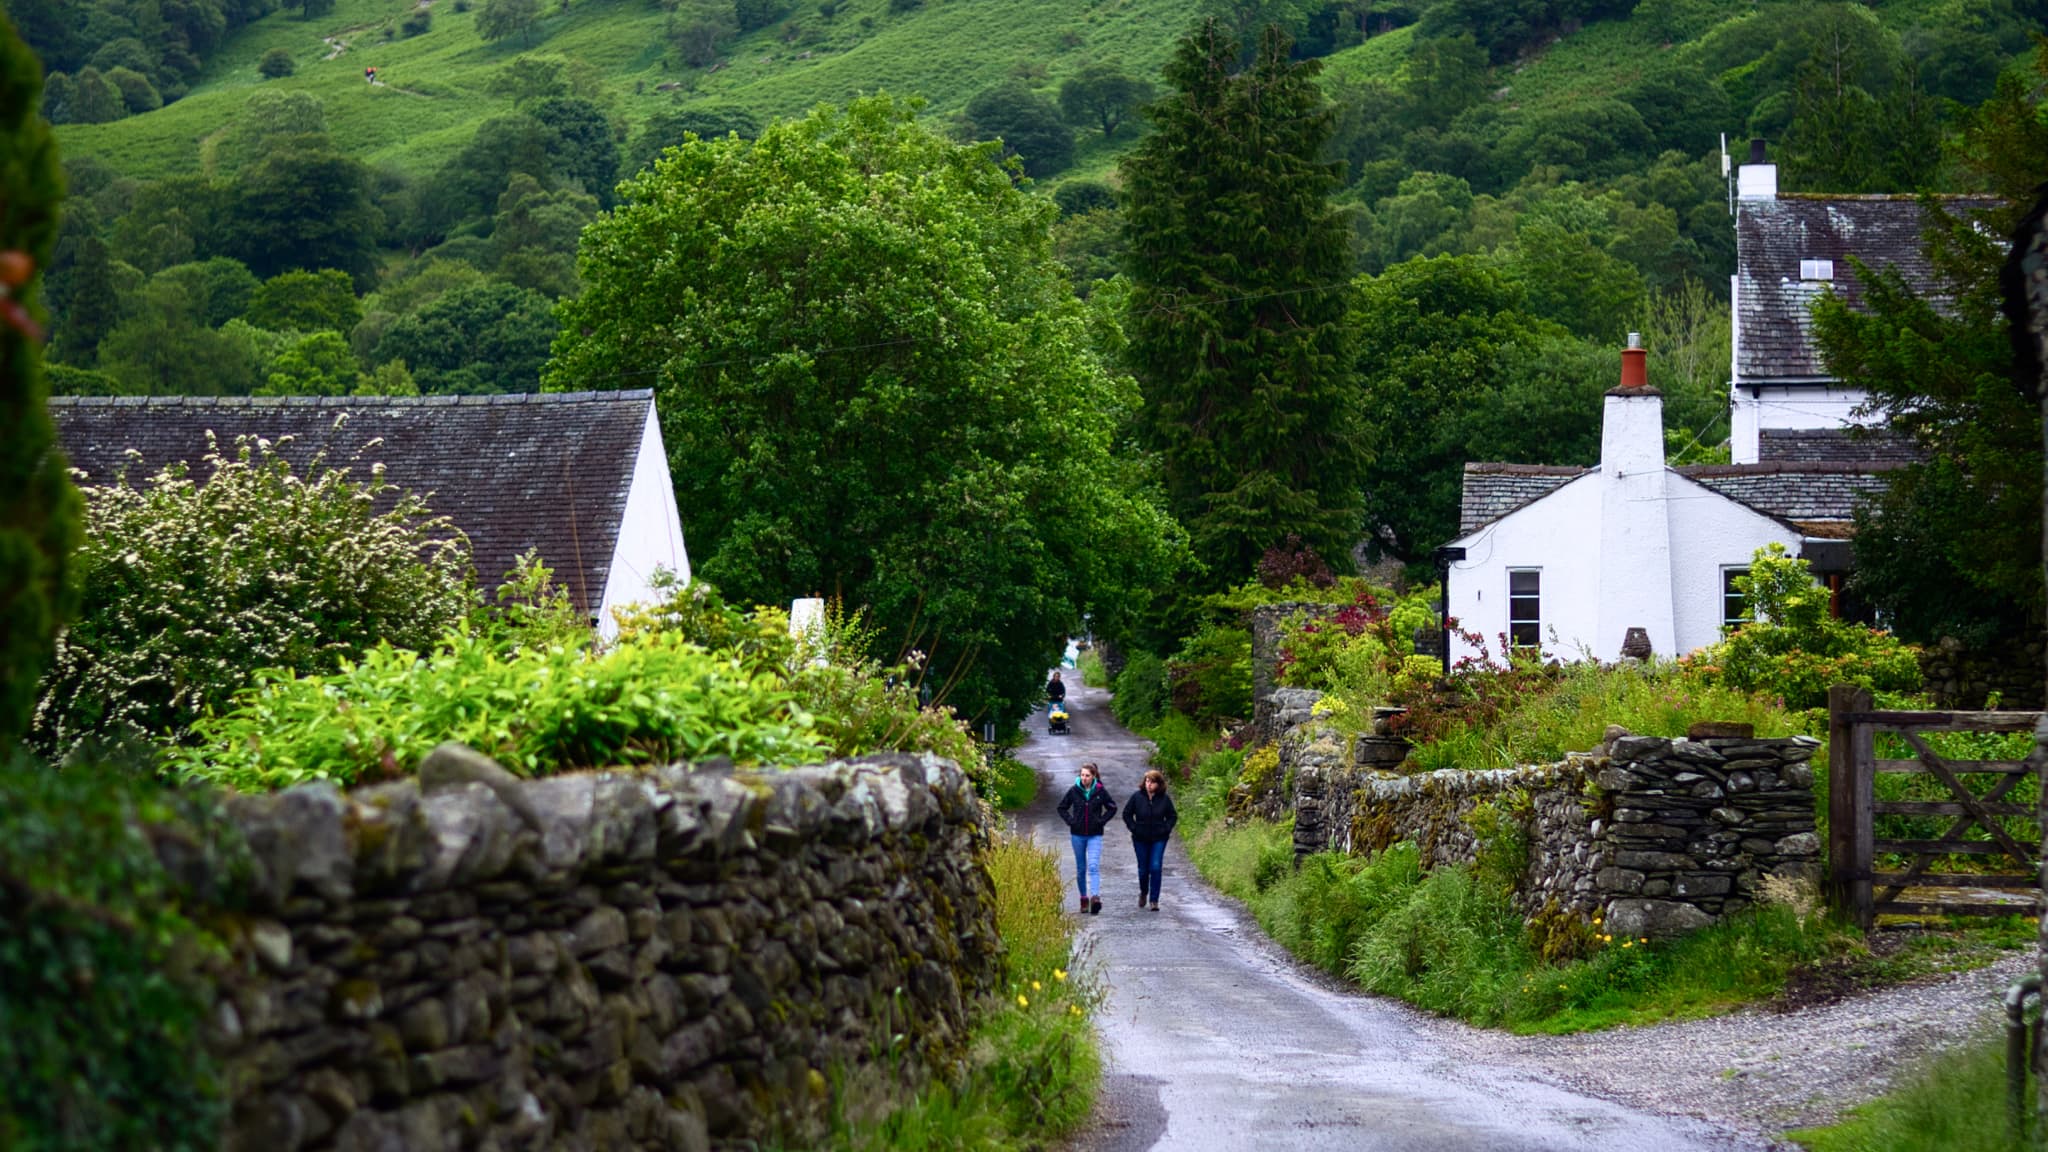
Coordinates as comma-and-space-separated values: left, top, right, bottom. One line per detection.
1076, 648, 1107, 689
1185, 818, 2024, 1035
1790, 1031, 2030, 1152
988, 756, 1038, 811
823, 833, 1098, 1151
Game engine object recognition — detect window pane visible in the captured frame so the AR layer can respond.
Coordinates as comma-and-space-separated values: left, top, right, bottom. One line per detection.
1509, 621, 1540, 648
1508, 570, 1539, 647
1509, 570, 1540, 595
1723, 569, 1749, 626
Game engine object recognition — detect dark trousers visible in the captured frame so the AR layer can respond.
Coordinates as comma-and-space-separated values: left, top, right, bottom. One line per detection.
1132, 837, 1167, 903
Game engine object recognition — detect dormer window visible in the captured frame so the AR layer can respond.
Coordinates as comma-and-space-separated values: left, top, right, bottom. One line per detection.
1799, 259, 1834, 281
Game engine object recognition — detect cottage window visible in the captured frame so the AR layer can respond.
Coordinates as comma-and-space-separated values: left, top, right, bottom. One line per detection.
1722, 567, 1751, 630
1507, 569, 1541, 649
1799, 258, 1835, 281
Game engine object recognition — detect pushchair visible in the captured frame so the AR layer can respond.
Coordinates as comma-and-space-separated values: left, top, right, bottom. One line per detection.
1047, 699, 1070, 736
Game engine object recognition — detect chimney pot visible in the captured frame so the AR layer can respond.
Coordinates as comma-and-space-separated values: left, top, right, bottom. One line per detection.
1748, 137, 1766, 164
1618, 338, 1649, 391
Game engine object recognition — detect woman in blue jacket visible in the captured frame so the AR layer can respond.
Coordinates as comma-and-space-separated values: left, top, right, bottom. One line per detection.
1056, 762, 1116, 914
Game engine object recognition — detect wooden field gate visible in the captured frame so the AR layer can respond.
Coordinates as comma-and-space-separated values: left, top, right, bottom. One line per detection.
1826, 685, 2043, 930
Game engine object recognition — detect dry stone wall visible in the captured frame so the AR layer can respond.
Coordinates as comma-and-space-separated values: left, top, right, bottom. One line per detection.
1273, 698, 1821, 939
208, 751, 1000, 1152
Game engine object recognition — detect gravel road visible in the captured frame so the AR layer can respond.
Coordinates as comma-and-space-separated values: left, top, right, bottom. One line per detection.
1014, 682, 2026, 1152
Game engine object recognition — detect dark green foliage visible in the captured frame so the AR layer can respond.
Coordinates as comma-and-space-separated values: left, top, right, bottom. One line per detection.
401, 9, 433, 36
477, 0, 542, 43
152, 259, 261, 329
1820, 47, 2048, 655
298, 0, 337, 15
1621, 64, 1730, 156
1110, 650, 1169, 729
735, 0, 788, 31
630, 104, 761, 173
528, 97, 620, 202
1351, 256, 1606, 561
0, 749, 242, 1152
245, 268, 361, 333
373, 280, 557, 393
44, 227, 125, 367
1167, 623, 1252, 722
966, 81, 1075, 178
1058, 61, 1153, 139
1418, 0, 1634, 63
223, 141, 379, 286
1121, 22, 1366, 587
105, 66, 161, 115
15, 0, 278, 111
0, 9, 79, 755
258, 47, 295, 78
1053, 180, 1116, 216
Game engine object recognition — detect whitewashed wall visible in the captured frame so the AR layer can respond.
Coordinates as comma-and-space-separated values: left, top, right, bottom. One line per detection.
1447, 474, 1602, 666
1665, 474, 1801, 652
597, 404, 692, 638
1729, 385, 1878, 463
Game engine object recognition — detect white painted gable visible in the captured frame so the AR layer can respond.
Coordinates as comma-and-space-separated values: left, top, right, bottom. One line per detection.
597, 403, 692, 638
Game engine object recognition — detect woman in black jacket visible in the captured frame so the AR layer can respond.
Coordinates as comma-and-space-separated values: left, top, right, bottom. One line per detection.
1122, 769, 1178, 910
1056, 762, 1116, 914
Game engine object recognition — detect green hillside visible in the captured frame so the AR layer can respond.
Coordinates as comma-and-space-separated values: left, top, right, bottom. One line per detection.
55, 0, 1204, 183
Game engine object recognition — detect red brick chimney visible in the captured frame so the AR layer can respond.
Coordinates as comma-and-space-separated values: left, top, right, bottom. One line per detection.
1618, 331, 1649, 391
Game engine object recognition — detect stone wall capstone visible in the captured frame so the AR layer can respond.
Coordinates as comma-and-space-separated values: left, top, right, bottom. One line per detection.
207, 750, 1001, 1152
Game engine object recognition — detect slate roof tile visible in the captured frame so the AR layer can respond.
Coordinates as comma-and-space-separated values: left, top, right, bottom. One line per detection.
1735, 194, 2001, 383
1757, 426, 1920, 465
49, 391, 654, 617
1676, 461, 1901, 524
1458, 463, 1588, 535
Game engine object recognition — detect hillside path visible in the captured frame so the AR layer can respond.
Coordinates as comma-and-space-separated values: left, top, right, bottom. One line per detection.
1015, 683, 1764, 1152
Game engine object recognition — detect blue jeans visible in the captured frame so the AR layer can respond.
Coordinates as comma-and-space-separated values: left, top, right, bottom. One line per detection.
1069, 834, 1103, 897
1133, 838, 1167, 903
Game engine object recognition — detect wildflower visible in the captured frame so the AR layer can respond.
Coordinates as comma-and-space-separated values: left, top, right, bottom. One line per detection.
1623, 941, 1633, 949
1053, 969, 1067, 982
1031, 981, 1042, 992
1070, 1004, 1083, 1016
1017, 995, 1029, 1009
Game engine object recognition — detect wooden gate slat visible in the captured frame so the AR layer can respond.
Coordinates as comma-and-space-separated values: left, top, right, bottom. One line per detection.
1875, 839, 2037, 856
1874, 801, 2033, 817
1898, 730, 2037, 865
1870, 872, 2039, 889
1845, 710, 2044, 732
1873, 759, 2031, 775
1875, 901, 2041, 917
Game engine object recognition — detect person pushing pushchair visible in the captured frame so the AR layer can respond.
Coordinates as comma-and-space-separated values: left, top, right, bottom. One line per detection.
1045, 671, 1070, 735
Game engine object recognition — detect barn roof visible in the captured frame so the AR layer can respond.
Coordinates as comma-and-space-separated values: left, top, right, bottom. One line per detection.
48, 391, 654, 616
1735, 194, 2001, 385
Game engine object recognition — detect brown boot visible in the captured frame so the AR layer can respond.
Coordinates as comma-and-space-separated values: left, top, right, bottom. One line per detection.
1089, 896, 1102, 915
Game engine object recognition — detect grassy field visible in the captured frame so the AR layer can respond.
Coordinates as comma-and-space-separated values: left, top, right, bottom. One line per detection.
54, 0, 1206, 183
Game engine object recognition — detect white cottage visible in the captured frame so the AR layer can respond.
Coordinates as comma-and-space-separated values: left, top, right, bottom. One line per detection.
1443, 339, 1900, 666
50, 390, 690, 637
1727, 144, 1998, 463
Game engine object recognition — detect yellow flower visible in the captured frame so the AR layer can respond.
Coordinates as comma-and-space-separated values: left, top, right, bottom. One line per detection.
1032, 981, 1042, 992
1623, 941, 1633, 949
1017, 995, 1029, 1008
1054, 969, 1067, 982
1070, 1004, 1083, 1016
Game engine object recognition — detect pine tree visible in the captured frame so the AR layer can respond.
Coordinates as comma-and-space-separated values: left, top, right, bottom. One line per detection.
0, 9, 82, 752
1121, 20, 1365, 587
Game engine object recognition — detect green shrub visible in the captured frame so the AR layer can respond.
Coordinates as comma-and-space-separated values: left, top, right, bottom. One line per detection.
258, 47, 295, 78
1189, 820, 1862, 1033
33, 442, 475, 755
1181, 746, 1243, 830
1166, 623, 1252, 722
181, 630, 825, 789
0, 749, 243, 1150
1110, 649, 1168, 728
987, 756, 1037, 809
1076, 647, 1107, 688
1140, 710, 1214, 780
1691, 544, 1923, 710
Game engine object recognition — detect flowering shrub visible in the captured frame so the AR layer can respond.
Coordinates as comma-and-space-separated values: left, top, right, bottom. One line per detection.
1275, 583, 1442, 708
1166, 623, 1252, 722
33, 440, 474, 755
1690, 544, 1922, 710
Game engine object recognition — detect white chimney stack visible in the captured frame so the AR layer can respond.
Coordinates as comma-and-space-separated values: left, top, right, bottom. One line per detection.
1597, 333, 1677, 657
1736, 137, 1777, 201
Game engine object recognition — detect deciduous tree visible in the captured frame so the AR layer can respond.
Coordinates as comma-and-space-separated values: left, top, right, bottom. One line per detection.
246, 268, 361, 333
965, 81, 1074, 178
1058, 61, 1151, 139
549, 95, 1183, 723
478, 0, 541, 44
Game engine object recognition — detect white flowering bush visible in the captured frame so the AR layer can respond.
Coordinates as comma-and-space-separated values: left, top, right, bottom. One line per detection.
32, 439, 475, 753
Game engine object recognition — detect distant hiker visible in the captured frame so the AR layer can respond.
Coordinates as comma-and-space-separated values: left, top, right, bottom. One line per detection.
1057, 762, 1116, 915
1122, 769, 1178, 911
365, 66, 376, 84
1046, 670, 1066, 704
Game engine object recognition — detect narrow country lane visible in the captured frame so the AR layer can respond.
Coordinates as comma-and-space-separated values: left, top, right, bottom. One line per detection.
1015, 682, 1765, 1152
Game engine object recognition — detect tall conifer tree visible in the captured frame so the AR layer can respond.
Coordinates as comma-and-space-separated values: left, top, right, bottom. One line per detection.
0, 8, 81, 752
1121, 20, 1365, 588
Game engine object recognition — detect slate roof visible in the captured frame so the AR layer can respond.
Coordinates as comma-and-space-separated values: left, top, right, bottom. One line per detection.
1458, 463, 1587, 535
1757, 426, 1920, 465
48, 391, 654, 616
1676, 461, 1902, 525
1457, 459, 1900, 537
1735, 194, 2001, 384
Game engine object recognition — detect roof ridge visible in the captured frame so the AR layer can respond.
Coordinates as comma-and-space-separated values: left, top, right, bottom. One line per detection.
46, 389, 655, 408
1679, 461, 1906, 477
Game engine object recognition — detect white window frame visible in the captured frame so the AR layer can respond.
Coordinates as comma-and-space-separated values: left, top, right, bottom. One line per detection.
1722, 566, 1752, 630
1507, 568, 1541, 650
1799, 258, 1835, 281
